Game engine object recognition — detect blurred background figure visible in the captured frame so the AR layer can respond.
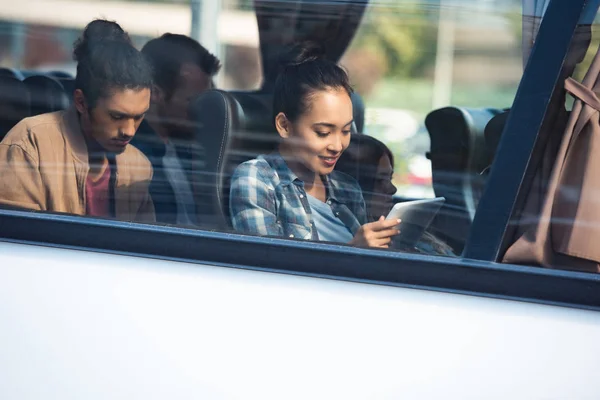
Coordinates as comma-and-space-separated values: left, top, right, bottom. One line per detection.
337, 134, 455, 256
131, 33, 221, 226
0, 0, 527, 201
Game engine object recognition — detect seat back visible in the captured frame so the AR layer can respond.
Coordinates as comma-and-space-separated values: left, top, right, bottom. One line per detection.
56, 78, 75, 103
48, 71, 74, 79
0, 67, 23, 80
350, 92, 366, 134
0, 76, 30, 141
483, 110, 509, 168
425, 106, 503, 253
190, 90, 276, 229
24, 75, 70, 116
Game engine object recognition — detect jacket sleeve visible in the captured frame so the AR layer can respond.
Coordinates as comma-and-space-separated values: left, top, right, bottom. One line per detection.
136, 188, 156, 223
229, 161, 282, 237
0, 143, 45, 211
134, 161, 156, 223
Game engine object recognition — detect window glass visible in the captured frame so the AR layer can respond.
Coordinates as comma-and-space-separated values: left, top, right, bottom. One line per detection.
335, 0, 525, 254
0, 0, 261, 90
343, 0, 523, 199
0, 0, 535, 260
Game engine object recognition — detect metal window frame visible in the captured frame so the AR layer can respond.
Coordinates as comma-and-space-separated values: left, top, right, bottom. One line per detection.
464, 0, 589, 261
2, 209, 600, 311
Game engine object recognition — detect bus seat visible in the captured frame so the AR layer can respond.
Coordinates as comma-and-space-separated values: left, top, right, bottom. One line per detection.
24, 75, 70, 116
190, 90, 276, 229
0, 68, 23, 80
483, 110, 510, 169
425, 106, 503, 253
0, 76, 30, 141
351, 92, 365, 133
48, 71, 74, 79
56, 78, 75, 102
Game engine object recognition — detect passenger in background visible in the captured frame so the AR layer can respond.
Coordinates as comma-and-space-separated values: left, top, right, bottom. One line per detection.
230, 42, 400, 248
0, 19, 155, 222
336, 134, 455, 256
132, 34, 221, 225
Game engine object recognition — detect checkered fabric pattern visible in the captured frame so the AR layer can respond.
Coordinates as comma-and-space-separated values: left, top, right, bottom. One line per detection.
230, 152, 366, 241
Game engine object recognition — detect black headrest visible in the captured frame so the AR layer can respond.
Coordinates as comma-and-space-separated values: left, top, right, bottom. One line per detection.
484, 110, 509, 166
0, 76, 30, 141
230, 91, 271, 130
190, 90, 278, 229
350, 92, 365, 133
425, 106, 503, 254
425, 107, 502, 178
0, 68, 23, 80
24, 75, 70, 116
47, 72, 75, 101
48, 71, 74, 79
58, 78, 75, 100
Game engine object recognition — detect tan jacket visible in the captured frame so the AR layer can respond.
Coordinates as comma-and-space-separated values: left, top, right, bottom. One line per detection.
0, 107, 155, 222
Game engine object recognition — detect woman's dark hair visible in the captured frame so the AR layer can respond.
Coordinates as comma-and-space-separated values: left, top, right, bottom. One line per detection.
74, 19, 153, 108
336, 134, 394, 196
273, 42, 353, 123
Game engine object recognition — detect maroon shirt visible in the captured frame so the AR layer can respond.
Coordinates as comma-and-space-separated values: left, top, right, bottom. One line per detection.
85, 163, 111, 217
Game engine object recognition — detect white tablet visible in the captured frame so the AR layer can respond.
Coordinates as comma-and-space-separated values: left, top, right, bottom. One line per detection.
386, 197, 446, 246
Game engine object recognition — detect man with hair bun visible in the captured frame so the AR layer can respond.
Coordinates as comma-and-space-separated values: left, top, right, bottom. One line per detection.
0, 19, 156, 222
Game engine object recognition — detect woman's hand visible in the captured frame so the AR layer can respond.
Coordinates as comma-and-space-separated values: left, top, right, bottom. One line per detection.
349, 216, 401, 248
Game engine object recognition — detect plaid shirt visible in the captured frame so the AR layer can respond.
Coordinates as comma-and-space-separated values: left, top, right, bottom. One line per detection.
230, 153, 367, 241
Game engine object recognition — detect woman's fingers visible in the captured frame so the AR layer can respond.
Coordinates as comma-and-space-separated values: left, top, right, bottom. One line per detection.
372, 238, 391, 248
372, 228, 400, 239
353, 218, 402, 248
367, 218, 401, 232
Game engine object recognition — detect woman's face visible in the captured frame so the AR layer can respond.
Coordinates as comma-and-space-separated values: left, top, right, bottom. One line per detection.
276, 88, 353, 176
367, 154, 397, 220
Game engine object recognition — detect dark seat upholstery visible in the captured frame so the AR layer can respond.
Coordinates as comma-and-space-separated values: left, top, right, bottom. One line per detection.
424, 106, 503, 253
483, 110, 510, 168
24, 75, 70, 116
48, 71, 74, 79
0, 76, 30, 141
351, 92, 365, 133
0, 67, 23, 80
190, 90, 276, 229
56, 78, 75, 102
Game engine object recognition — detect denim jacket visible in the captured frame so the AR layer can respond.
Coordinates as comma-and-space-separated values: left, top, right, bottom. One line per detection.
230, 153, 367, 241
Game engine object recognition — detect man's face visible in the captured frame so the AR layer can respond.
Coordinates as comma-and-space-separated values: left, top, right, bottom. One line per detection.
159, 62, 212, 139
77, 87, 151, 154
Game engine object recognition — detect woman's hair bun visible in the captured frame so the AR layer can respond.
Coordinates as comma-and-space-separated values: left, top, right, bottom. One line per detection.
278, 41, 326, 68
73, 19, 132, 62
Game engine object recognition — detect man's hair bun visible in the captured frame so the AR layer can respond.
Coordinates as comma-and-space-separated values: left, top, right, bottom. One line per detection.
73, 19, 132, 62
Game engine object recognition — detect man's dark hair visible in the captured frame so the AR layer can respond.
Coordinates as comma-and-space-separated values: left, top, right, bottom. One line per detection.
141, 33, 222, 98
73, 19, 153, 108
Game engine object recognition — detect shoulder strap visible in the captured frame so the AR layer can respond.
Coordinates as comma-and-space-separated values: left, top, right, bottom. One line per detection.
565, 77, 600, 111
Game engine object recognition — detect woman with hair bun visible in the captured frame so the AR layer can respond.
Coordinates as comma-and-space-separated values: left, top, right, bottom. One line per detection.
230, 42, 400, 248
